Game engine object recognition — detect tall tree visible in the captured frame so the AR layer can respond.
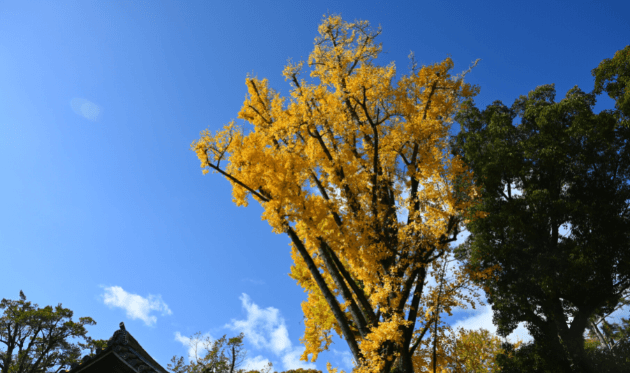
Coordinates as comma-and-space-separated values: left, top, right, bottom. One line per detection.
429, 257, 449, 373
192, 14, 485, 373
0, 291, 107, 373
450, 65, 630, 372
168, 332, 248, 373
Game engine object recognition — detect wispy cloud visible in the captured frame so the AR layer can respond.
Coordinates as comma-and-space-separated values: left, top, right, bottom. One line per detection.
446, 301, 534, 346
242, 355, 273, 371
226, 294, 316, 371
281, 347, 316, 370
242, 278, 265, 285
70, 97, 103, 121
225, 294, 291, 354
331, 349, 354, 371
100, 285, 172, 327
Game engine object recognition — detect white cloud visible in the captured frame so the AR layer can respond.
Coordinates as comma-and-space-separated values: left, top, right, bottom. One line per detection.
70, 97, 102, 121
281, 347, 317, 370
225, 294, 315, 371
225, 294, 291, 355
100, 285, 172, 327
242, 278, 266, 285
270, 325, 292, 355
331, 349, 354, 371
446, 301, 534, 347
243, 355, 274, 371
174, 331, 214, 363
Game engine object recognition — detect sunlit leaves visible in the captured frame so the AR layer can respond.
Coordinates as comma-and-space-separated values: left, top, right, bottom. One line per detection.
192, 14, 484, 373
592, 44, 630, 122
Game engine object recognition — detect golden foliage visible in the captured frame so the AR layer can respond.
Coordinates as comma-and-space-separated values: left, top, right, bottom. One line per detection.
417, 327, 523, 373
193, 14, 488, 373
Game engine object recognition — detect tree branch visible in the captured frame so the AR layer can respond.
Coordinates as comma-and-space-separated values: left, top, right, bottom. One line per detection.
203, 153, 270, 203
326, 246, 379, 327
405, 266, 428, 354
285, 226, 364, 363
406, 79, 440, 227
317, 239, 369, 338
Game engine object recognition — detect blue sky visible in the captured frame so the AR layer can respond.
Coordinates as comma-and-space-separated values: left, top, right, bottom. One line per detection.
1, 0, 629, 371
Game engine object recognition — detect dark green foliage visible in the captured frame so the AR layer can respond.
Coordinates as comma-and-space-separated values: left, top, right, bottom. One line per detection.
449, 45, 630, 372
494, 338, 574, 373
0, 291, 107, 373
494, 330, 630, 373
582, 316, 630, 373
583, 344, 630, 373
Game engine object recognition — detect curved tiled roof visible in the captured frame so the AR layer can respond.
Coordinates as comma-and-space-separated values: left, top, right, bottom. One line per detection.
64, 322, 169, 373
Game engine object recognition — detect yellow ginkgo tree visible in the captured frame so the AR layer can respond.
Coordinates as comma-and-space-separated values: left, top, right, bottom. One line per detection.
192, 14, 494, 373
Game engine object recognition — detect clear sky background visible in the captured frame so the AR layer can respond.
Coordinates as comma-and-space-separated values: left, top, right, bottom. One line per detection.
1, 0, 629, 372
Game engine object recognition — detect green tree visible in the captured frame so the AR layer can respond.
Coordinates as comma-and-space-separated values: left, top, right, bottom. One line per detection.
592, 45, 630, 126
168, 332, 249, 373
496, 317, 630, 373
0, 291, 107, 373
449, 59, 630, 373
493, 338, 575, 373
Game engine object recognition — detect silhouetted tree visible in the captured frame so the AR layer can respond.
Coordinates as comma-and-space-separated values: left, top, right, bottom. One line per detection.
450, 46, 630, 372
0, 291, 107, 373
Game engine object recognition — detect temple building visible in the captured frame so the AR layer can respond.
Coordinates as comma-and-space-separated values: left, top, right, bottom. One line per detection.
64, 322, 168, 373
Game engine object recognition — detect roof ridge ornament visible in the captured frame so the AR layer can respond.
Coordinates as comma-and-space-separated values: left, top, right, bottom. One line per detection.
107, 321, 129, 347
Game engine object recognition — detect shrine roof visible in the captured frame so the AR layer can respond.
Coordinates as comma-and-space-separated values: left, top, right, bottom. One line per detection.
64, 322, 168, 373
